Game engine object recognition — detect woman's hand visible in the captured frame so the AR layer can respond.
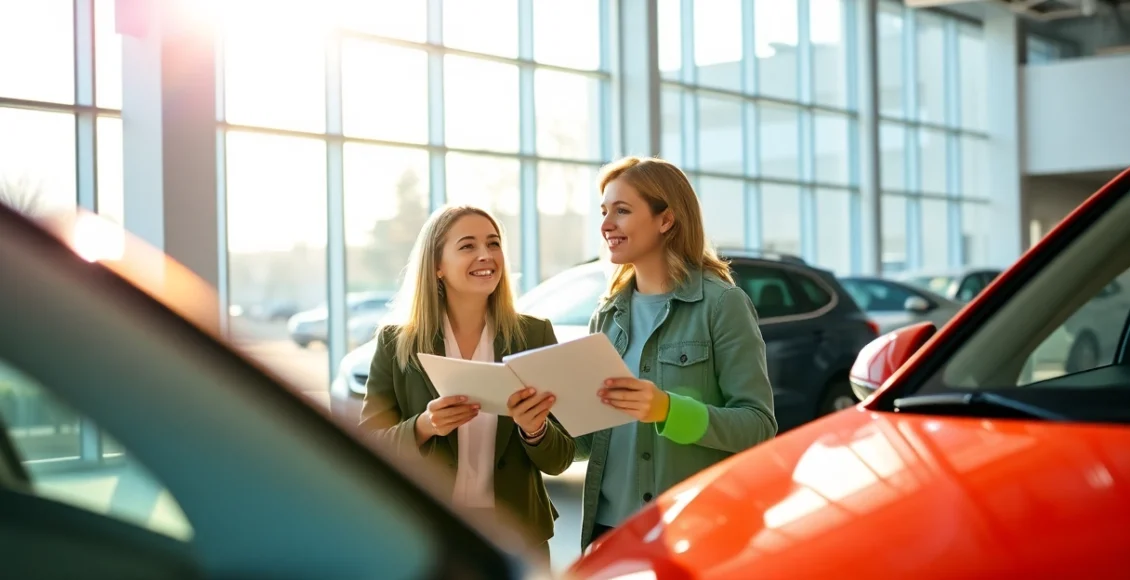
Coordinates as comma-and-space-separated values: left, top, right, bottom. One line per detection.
417, 395, 480, 440
599, 378, 670, 423
507, 387, 556, 436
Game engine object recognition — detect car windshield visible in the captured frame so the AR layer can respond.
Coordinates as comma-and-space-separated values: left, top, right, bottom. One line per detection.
516, 266, 607, 327
906, 184, 1130, 423
903, 275, 954, 295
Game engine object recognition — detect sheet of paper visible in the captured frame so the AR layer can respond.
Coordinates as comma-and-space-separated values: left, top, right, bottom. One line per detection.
415, 354, 525, 416
502, 333, 636, 437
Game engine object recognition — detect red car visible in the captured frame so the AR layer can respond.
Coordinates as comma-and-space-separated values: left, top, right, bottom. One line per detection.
568, 168, 1130, 579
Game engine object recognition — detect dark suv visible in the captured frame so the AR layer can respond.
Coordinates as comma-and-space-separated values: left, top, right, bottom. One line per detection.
514, 250, 880, 432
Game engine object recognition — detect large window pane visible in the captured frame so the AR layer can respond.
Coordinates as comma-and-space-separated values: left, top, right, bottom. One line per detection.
761, 184, 800, 255
658, 0, 682, 80
811, 0, 848, 109
961, 201, 990, 266
920, 197, 950, 270
697, 95, 744, 174
95, 0, 122, 109
342, 41, 428, 144
222, 14, 325, 133
815, 188, 852, 274
0, 108, 76, 218
445, 56, 519, 152
878, 2, 904, 118
0, 0, 73, 103
445, 153, 522, 269
343, 145, 429, 347
225, 132, 328, 388
443, 0, 517, 58
660, 88, 685, 165
760, 103, 800, 180
880, 122, 907, 192
697, 177, 745, 248
915, 12, 946, 125
961, 136, 988, 197
535, 70, 602, 161
694, 0, 742, 92
881, 194, 908, 273
755, 0, 798, 101
337, 0, 426, 42
815, 113, 850, 185
537, 162, 601, 280
919, 128, 948, 194
534, 0, 601, 70
959, 25, 987, 131
97, 117, 124, 225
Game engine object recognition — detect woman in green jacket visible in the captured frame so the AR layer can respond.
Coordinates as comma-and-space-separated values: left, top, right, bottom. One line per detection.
577, 156, 778, 549
359, 205, 574, 563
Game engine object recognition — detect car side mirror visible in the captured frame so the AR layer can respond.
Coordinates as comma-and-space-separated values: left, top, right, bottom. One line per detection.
904, 296, 932, 313
849, 321, 937, 402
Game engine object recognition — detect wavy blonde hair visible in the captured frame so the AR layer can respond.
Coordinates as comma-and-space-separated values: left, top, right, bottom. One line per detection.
599, 156, 733, 300
389, 205, 524, 369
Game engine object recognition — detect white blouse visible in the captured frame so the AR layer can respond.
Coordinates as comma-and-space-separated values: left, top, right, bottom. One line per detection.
443, 315, 497, 508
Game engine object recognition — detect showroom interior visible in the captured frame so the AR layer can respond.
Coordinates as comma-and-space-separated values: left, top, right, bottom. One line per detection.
3, 0, 1130, 568
3, 0, 1128, 393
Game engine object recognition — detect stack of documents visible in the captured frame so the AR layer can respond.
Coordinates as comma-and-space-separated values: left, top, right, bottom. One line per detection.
417, 333, 636, 436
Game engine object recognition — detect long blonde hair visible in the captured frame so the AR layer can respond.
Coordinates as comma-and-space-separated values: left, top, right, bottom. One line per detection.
390, 205, 525, 369
598, 156, 733, 300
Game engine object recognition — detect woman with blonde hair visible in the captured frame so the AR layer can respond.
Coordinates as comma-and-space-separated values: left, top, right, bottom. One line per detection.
360, 204, 574, 561
576, 156, 777, 549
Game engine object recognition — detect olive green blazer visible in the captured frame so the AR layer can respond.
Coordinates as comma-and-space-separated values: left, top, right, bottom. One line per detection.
359, 314, 574, 546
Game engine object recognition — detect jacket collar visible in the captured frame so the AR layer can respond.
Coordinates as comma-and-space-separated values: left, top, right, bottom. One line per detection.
600, 267, 705, 313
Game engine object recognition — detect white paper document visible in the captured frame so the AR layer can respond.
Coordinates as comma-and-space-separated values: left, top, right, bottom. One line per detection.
415, 333, 636, 437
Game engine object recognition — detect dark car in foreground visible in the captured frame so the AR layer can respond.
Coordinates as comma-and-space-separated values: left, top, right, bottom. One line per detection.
0, 206, 548, 579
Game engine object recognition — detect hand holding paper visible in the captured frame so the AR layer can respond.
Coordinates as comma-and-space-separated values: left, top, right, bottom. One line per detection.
599, 377, 670, 423
416, 334, 637, 437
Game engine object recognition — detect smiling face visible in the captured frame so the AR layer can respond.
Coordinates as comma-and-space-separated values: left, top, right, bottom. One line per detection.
600, 176, 673, 265
436, 214, 504, 299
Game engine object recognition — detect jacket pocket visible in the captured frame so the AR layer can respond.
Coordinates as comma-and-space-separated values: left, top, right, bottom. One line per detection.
657, 341, 711, 393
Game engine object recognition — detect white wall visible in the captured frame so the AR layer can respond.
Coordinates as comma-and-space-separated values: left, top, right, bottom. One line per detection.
1024, 54, 1130, 175
1022, 174, 1108, 248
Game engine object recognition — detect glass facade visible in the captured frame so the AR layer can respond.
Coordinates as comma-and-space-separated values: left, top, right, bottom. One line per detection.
0, 0, 122, 222
877, 1, 990, 273
0, 0, 1054, 383
658, 0, 858, 275
219, 1, 610, 366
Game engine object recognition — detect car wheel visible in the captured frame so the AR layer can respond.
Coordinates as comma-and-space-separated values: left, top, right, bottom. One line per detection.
1066, 333, 1099, 373
818, 378, 857, 416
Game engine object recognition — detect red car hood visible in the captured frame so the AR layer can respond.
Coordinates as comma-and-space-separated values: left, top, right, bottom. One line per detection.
568, 409, 1130, 579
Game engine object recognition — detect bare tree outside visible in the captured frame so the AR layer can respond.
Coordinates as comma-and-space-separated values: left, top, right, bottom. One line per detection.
0, 175, 47, 219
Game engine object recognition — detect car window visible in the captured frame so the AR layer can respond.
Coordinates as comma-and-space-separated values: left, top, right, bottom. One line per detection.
518, 269, 606, 326
1020, 269, 1130, 385
792, 273, 833, 309
955, 275, 984, 302
842, 279, 915, 312
732, 264, 802, 318
905, 275, 954, 296
0, 358, 193, 541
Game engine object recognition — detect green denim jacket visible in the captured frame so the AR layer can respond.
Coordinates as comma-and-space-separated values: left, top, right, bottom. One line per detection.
575, 268, 777, 549
359, 315, 574, 547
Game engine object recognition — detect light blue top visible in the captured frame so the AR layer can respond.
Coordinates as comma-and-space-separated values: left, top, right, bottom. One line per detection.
595, 289, 671, 527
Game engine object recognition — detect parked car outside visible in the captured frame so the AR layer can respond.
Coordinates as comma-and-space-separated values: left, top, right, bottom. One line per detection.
333, 251, 880, 433
897, 266, 1002, 302
569, 167, 1130, 579
840, 275, 963, 334
286, 291, 394, 348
